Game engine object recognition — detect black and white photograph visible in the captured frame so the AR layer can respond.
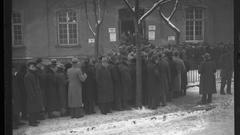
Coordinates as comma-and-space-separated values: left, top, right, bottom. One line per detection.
5, 0, 238, 134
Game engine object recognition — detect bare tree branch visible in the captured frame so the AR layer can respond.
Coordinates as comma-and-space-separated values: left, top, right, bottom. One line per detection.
160, 10, 180, 32
138, 0, 170, 24
123, 0, 135, 15
84, 0, 96, 36
169, 0, 179, 20
93, 0, 98, 25
100, 0, 106, 24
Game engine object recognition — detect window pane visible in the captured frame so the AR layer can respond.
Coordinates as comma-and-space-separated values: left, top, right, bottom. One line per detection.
68, 24, 77, 44
67, 10, 77, 22
13, 24, 23, 45
59, 24, 68, 44
186, 8, 194, 19
186, 20, 194, 40
58, 11, 67, 22
195, 8, 203, 19
12, 12, 21, 23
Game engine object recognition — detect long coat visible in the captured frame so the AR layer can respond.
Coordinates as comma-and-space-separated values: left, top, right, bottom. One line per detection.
109, 64, 122, 103
158, 59, 171, 95
55, 71, 67, 109
24, 70, 44, 113
67, 67, 87, 108
199, 60, 217, 94
181, 59, 190, 89
172, 57, 186, 92
96, 65, 114, 103
119, 63, 133, 101
15, 70, 26, 114
219, 52, 233, 79
35, 68, 47, 108
129, 63, 136, 102
82, 64, 97, 104
142, 59, 148, 105
45, 68, 60, 112
146, 62, 161, 108
12, 74, 22, 114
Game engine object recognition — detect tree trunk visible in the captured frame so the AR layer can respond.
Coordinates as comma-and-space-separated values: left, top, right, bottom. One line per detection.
134, 0, 142, 107
95, 24, 100, 58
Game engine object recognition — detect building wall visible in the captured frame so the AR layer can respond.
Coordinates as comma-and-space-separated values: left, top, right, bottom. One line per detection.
12, 0, 234, 59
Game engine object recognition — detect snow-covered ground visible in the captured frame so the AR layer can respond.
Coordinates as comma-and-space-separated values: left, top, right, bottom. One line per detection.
13, 82, 234, 135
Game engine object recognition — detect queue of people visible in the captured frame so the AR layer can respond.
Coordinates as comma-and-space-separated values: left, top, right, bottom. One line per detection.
11, 45, 233, 129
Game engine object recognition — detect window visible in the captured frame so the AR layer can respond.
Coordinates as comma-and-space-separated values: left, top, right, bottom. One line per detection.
12, 12, 23, 46
57, 9, 78, 45
185, 7, 204, 42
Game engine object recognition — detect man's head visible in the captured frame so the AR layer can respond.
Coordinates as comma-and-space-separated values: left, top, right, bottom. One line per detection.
101, 56, 109, 67
27, 61, 37, 71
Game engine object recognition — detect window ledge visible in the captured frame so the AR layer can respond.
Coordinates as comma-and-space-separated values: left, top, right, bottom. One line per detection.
55, 44, 82, 48
12, 45, 25, 49
185, 40, 204, 44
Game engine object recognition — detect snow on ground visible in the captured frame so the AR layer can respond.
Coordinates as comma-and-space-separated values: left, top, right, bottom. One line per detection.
13, 82, 234, 135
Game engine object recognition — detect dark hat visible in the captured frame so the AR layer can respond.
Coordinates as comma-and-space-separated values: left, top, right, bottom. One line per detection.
51, 59, 57, 64
72, 58, 79, 63
35, 58, 42, 64
27, 61, 36, 67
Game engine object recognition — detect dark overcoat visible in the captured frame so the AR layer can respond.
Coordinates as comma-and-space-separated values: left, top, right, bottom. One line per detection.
96, 65, 114, 103
146, 62, 161, 107
12, 74, 22, 114
35, 68, 47, 108
82, 64, 97, 103
109, 64, 122, 102
55, 71, 67, 109
45, 67, 60, 111
142, 59, 148, 105
219, 52, 233, 79
24, 70, 44, 113
16, 70, 26, 113
158, 59, 171, 95
119, 63, 133, 101
172, 57, 186, 92
199, 60, 217, 94
129, 63, 136, 102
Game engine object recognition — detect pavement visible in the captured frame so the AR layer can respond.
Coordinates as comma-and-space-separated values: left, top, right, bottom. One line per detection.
13, 81, 234, 135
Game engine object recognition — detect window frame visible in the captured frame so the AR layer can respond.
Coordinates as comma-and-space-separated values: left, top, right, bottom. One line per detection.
185, 7, 205, 43
56, 9, 79, 46
12, 11, 24, 47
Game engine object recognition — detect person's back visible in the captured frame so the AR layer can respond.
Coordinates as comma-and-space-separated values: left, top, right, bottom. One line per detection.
219, 50, 233, 95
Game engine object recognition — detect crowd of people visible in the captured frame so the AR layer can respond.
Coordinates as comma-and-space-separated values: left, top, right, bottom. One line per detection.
11, 43, 233, 129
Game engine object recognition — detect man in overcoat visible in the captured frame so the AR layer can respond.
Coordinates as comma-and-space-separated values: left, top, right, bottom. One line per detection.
56, 63, 68, 116
157, 53, 171, 106
198, 53, 217, 104
15, 64, 27, 120
118, 56, 132, 109
67, 58, 87, 118
96, 56, 114, 114
45, 61, 60, 118
12, 66, 24, 129
172, 51, 186, 98
24, 61, 44, 126
109, 56, 123, 110
82, 58, 97, 114
219, 49, 233, 95
146, 55, 161, 109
